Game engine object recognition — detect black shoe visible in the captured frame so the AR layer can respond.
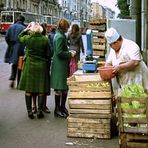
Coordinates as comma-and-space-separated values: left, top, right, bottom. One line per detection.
43, 106, 51, 114
10, 81, 15, 88
28, 112, 34, 119
32, 107, 37, 114
61, 108, 69, 116
37, 111, 44, 119
54, 109, 65, 118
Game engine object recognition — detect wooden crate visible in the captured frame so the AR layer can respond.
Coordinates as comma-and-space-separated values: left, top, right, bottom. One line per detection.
67, 74, 111, 88
68, 98, 112, 119
67, 117, 111, 139
93, 49, 105, 56
117, 97, 148, 134
89, 18, 106, 25
67, 75, 112, 98
119, 133, 148, 148
92, 44, 106, 50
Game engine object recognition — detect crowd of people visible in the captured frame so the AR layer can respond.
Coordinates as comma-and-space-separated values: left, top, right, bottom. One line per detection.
4, 15, 80, 119
4, 15, 148, 120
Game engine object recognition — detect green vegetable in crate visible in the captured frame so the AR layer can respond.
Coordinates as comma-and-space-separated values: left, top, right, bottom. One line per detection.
121, 103, 132, 108
121, 84, 148, 98
132, 101, 145, 108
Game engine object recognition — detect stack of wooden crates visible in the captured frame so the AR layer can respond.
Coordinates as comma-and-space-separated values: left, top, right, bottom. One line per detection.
117, 97, 148, 147
89, 18, 107, 59
67, 73, 112, 139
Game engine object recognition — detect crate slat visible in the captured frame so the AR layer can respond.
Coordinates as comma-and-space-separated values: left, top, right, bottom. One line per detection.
69, 113, 112, 119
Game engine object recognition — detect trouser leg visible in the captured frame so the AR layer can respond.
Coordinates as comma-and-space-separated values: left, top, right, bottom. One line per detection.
9, 64, 17, 80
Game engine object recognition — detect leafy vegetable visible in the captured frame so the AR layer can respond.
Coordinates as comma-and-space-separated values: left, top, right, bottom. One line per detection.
121, 84, 148, 98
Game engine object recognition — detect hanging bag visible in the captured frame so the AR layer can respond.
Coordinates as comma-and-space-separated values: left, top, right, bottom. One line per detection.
69, 57, 77, 76
18, 56, 24, 70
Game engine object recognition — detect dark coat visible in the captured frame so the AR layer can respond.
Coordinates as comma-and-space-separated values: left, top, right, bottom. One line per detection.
50, 29, 72, 90
18, 31, 51, 93
4, 21, 26, 64
67, 32, 84, 62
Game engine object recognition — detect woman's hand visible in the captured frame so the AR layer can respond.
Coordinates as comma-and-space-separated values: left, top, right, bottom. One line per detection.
70, 50, 76, 57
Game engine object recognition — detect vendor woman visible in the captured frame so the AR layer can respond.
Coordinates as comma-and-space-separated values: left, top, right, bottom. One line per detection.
104, 27, 148, 92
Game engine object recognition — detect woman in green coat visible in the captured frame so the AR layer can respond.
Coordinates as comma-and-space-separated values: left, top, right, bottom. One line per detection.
51, 19, 76, 118
18, 22, 51, 119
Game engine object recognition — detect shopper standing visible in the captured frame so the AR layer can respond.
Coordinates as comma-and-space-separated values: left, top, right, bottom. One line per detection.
51, 19, 76, 118
5, 15, 26, 88
18, 22, 51, 119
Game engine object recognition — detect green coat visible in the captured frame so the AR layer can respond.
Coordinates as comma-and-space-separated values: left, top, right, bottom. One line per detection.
18, 31, 51, 93
51, 29, 72, 90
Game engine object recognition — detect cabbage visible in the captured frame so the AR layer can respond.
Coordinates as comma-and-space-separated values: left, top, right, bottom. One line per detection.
121, 103, 132, 108
121, 84, 148, 98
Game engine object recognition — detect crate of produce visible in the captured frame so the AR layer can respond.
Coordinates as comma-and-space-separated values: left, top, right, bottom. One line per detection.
119, 133, 148, 148
117, 96, 148, 134
117, 84, 148, 134
67, 75, 111, 91
67, 74, 112, 98
67, 117, 111, 139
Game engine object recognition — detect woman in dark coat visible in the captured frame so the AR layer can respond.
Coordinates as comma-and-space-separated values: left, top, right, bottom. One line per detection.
50, 19, 76, 118
18, 22, 51, 119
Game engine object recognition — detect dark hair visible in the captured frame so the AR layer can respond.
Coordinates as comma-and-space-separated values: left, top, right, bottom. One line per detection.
41, 23, 47, 35
71, 24, 79, 34
17, 15, 25, 22
117, 35, 122, 41
51, 27, 56, 32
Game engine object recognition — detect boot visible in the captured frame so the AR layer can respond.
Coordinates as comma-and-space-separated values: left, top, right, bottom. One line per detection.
42, 95, 50, 113
25, 95, 34, 119
9, 64, 17, 81
37, 96, 44, 119
32, 93, 37, 114
61, 93, 69, 118
54, 95, 64, 118
17, 69, 22, 88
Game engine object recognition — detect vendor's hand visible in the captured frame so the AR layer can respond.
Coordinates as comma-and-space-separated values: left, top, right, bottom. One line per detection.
112, 65, 121, 74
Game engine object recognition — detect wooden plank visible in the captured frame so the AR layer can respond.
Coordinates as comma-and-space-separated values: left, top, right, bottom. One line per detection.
67, 127, 110, 134
127, 142, 148, 148
93, 50, 105, 56
122, 108, 146, 114
69, 98, 111, 104
68, 122, 110, 129
124, 127, 148, 134
69, 104, 111, 109
69, 108, 111, 114
92, 45, 105, 50
68, 91, 112, 98
68, 117, 110, 124
69, 113, 112, 119
67, 132, 110, 139
120, 132, 148, 148
127, 133, 148, 140
123, 117, 147, 123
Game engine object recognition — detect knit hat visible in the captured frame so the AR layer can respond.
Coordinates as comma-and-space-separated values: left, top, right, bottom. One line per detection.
105, 27, 120, 44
